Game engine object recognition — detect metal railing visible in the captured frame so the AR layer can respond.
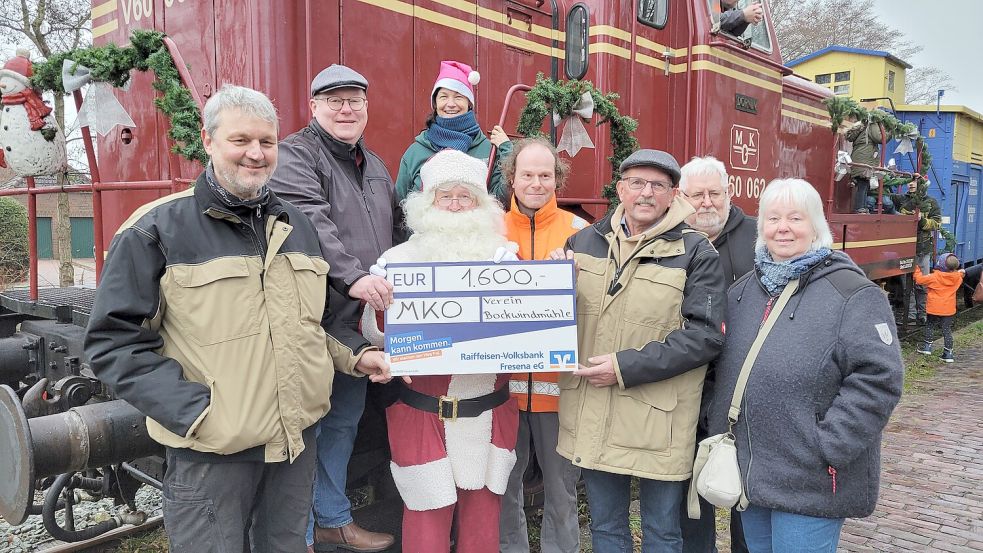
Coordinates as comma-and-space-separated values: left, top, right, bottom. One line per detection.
0, 37, 202, 301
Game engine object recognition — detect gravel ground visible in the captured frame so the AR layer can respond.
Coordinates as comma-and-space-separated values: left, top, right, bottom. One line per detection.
0, 486, 162, 552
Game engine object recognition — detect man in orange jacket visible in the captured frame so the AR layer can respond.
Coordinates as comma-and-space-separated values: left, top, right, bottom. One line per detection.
499, 138, 587, 553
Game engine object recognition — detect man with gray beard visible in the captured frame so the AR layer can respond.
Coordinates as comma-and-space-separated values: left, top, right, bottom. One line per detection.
679, 156, 756, 285
676, 155, 755, 552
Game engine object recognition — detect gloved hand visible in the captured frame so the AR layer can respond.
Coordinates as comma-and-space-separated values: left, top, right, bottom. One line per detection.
492, 243, 520, 263
369, 257, 388, 277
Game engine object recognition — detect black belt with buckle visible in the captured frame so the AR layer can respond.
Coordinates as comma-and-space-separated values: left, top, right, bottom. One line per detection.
399, 385, 510, 421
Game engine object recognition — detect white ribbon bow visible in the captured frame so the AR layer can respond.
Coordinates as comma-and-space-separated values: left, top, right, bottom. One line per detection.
893, 130, 919, 155
834, 150, 852, 180
552, 92, 595, 157
62, 60, 136, 136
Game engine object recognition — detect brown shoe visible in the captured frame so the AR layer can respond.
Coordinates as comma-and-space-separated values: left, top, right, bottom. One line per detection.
314, 522, 394, 552
306, 547, 315, 553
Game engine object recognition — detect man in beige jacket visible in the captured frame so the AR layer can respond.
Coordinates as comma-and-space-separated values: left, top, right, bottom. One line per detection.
551, 149, 726, 552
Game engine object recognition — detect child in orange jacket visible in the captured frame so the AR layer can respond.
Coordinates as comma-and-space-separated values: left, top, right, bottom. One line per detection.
914, 254, 965, 362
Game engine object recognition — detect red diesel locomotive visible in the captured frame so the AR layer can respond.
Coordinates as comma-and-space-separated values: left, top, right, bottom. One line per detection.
0, 0, 918, 542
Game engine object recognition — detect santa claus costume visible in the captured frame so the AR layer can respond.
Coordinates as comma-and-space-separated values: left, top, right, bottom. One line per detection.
365, 149, 519, 553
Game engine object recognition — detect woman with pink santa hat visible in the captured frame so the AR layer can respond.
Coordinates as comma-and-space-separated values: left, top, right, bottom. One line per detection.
395, 60, 512, 207
364, 149, 520, 552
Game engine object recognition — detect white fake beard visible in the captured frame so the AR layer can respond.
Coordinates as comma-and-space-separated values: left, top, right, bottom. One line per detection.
403, 192, 507, 261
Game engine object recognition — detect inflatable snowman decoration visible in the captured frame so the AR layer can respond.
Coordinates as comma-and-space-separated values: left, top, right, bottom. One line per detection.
0, 49, 67, 176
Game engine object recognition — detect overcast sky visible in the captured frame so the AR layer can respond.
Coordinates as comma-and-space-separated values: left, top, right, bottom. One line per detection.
871, 0, 982, 111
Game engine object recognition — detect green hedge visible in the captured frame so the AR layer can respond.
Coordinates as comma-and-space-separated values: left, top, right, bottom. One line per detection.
0, 198, 29, 286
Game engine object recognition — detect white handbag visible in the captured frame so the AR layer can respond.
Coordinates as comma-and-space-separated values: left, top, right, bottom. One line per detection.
687, 279, 799, 518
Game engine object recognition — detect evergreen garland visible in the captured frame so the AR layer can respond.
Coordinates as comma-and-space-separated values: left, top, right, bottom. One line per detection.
823, 96, 931, 184
28, 30, 207, 165
940, 227, 956, 254
516, 74, 638, 203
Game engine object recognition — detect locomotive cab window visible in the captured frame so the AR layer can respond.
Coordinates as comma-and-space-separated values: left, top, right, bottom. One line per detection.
637, 0, 668, 29
565, 4, 589, 80
711, 0, 772, 52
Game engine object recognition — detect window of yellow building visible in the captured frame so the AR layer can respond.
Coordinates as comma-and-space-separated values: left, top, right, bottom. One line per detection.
816, 73, 831, 84
834, 84, 850, 95
834, 71, 851, 82
888, 70, 896, 92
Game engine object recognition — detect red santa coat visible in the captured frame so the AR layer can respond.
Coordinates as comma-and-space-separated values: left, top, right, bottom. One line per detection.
368, 232, 520, 511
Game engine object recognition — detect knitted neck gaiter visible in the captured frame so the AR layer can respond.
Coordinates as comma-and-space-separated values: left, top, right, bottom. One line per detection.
754, 244, 831, 296
426, 110, 481, 152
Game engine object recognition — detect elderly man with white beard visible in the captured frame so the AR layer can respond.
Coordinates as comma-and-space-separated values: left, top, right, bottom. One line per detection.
363, 149, 520, 553
677, 155, 756, 553
679, 156, 757, 285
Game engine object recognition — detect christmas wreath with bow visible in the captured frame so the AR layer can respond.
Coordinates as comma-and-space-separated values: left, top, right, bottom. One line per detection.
29, 29, 206, 165
516, 74, 638, 203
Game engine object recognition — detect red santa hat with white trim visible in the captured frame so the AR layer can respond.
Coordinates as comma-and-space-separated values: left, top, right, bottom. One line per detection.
431, 60, 481, 108
0, 49, 34, 88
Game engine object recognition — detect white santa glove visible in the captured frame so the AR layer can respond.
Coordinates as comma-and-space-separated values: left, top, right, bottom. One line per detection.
368, 257, 388, 277
492, 243, 520, 263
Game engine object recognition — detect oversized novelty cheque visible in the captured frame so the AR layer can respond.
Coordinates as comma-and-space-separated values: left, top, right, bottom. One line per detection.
384, 260, 578, 376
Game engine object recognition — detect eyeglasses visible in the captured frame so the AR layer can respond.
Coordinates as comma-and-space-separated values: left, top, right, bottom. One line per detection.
683, 189, 726, 202
435, 195, 475, 207
620, 177, 673, 194
315, 96, 367, 111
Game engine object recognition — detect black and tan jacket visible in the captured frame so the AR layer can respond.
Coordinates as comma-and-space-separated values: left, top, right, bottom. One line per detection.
85, 174, 369, 464
557, 197, 726, 480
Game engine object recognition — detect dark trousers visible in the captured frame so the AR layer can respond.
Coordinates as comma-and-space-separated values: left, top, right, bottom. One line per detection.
162, 439, 317, 553
679, 494, 749, 553
924, 314, 954, 350
852, 176, 870, 212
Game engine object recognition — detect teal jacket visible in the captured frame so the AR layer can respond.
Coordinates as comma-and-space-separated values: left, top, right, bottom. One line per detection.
395, 130, 512, 205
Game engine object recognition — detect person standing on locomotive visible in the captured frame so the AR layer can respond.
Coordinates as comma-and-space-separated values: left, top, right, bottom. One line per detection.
395, 60, 512, 206
889, 180, 943, 324
265, 65, 399, 553
845, 116, 887, 214
84, 85, 393, 553
676, 155, 755, 553
499, 138, 586, 553
550, 150, 726, 553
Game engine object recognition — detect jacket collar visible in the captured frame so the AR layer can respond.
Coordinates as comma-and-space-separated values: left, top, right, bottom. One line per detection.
193, 172, 287, 224
506, 194, 561, 228
605, 195, 694, 240
718, 204, 746, 238
310, 119, 365, 161
415, 128, 488, 150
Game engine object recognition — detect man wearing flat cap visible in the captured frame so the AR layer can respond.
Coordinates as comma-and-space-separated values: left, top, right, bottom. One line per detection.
549, 149, 726, 552
266, 64, 400, 552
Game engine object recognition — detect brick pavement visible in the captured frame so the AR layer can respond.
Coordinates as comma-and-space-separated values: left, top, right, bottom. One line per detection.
838, 342, 983, 552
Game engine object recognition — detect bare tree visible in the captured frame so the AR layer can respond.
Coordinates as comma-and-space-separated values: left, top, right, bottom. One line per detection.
0, 0, 91, 287
769, 0, 955, 103
770, 0, 919, 62
904, 66, 957, 105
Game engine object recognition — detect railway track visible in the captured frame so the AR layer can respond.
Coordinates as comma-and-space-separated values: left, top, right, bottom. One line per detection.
35, 516, 163, 553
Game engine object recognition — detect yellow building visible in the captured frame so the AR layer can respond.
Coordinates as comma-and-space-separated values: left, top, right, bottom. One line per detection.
786, 46, 910, 106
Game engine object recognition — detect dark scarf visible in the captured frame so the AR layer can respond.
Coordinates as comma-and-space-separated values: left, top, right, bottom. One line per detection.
754, 244, 832, 296
426, 110, 480, 152
2, 89, 53, 131
205, 163, 269, 212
